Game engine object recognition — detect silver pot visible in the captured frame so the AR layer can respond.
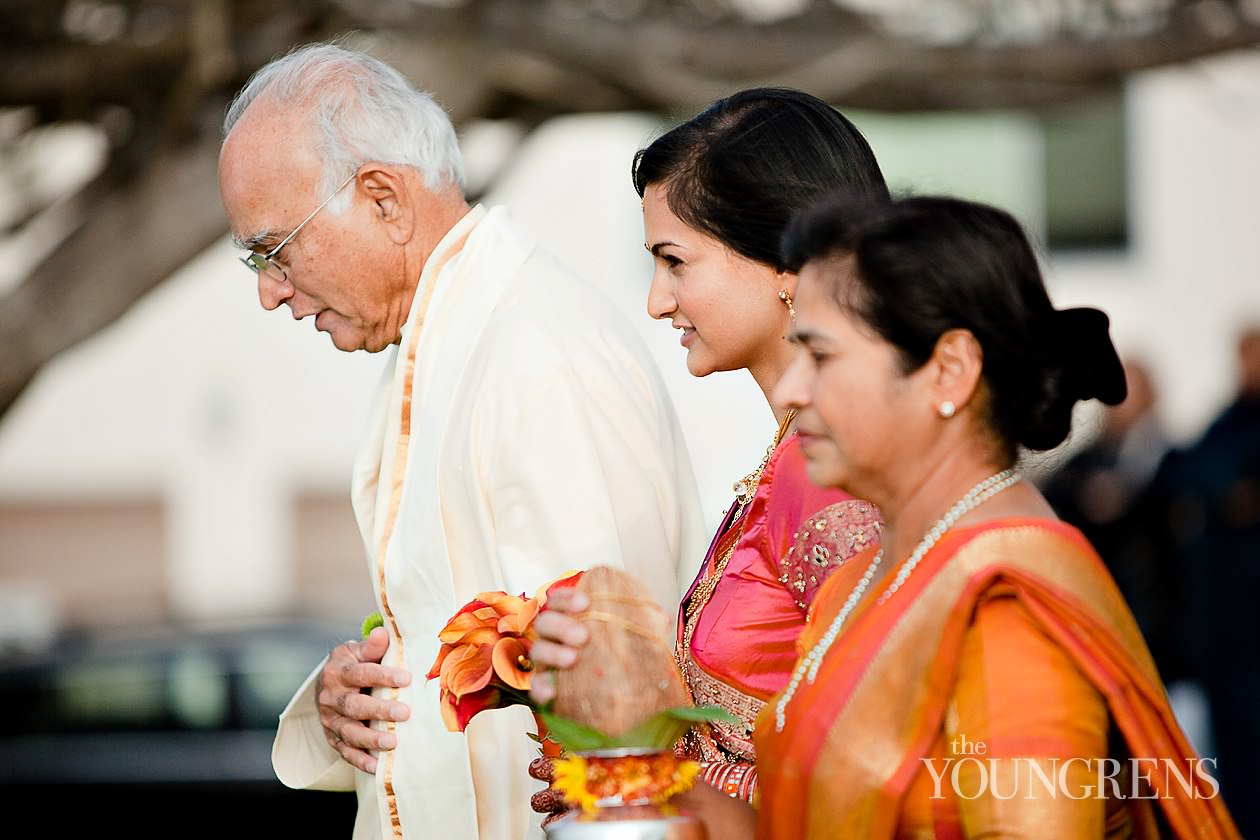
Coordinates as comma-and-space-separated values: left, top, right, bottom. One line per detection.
543, 804, 706, 840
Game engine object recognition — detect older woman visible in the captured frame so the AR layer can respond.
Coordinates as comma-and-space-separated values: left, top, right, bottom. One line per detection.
533, 194, 1240, 838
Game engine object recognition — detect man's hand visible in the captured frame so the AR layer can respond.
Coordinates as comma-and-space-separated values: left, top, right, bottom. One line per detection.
315, 626, 412, 773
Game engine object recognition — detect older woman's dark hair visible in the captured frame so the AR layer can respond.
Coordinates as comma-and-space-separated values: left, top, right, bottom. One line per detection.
783, 195, 1127, 462
632, 88, 889, 271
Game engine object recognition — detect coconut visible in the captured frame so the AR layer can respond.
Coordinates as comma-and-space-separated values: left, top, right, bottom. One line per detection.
550, 566, 687, 737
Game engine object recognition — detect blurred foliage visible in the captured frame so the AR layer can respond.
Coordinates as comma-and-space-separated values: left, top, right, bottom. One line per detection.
1, 0, 1258, 418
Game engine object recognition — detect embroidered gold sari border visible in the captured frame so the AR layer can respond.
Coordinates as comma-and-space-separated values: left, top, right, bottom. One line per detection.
679, 653, 763, 762
803, 524, 1118, 838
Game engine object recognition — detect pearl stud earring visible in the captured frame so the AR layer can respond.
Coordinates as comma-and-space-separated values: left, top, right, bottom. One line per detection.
938, 400, 957, 418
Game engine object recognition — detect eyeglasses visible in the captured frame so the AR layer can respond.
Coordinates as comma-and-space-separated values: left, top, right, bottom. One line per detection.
239, 170, 358, 280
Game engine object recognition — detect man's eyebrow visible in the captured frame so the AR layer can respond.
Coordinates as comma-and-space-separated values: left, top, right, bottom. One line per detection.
233, 230, 281, 251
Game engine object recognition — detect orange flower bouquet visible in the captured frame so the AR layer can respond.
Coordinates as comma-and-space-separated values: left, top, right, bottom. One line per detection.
428, 566, 737, 837
427, 572, 583, 732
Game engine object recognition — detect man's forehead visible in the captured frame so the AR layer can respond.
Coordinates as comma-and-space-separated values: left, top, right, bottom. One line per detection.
221, 120, 323, 243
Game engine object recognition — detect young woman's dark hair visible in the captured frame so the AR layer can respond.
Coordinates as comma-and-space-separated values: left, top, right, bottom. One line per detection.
783, 194, 1127, 463
632, 88, 889, 271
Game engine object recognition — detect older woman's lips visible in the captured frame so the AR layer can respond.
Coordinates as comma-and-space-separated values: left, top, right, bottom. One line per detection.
796, 431, 823, 449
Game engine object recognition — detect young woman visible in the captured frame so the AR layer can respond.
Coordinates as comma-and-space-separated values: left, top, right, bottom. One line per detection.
530, 89, 886, 814
533, 194, 1241, 838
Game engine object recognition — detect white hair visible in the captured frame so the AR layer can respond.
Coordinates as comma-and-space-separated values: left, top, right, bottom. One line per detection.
223, 42, 465, 196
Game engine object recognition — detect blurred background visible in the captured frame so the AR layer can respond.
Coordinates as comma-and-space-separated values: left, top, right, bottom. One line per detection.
1, 0, 1258, 835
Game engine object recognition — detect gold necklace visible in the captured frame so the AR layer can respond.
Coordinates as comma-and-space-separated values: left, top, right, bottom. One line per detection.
680, 409, 798, 640
731, 409, 796, 505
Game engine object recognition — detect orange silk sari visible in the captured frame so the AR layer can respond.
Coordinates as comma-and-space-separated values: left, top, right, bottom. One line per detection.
755, 518, 1240, 839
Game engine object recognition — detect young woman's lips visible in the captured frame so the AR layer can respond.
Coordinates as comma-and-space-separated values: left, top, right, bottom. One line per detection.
679, 327, 696, 347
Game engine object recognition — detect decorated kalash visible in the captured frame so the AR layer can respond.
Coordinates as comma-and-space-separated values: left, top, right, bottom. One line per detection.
426, 567, 731, 839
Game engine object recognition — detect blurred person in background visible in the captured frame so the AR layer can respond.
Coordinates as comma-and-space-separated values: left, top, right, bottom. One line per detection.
1163, 326, 1260, 837
532, 194, 1240, 838
528, 88, 885, 822
218, 42, 703, 839
1041, 358, 1186, 683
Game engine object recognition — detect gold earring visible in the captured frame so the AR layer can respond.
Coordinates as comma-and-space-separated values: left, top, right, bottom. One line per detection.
779, 289, 796, 318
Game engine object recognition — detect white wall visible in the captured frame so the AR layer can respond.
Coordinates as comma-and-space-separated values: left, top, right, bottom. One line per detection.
1048, 50, 1260, 444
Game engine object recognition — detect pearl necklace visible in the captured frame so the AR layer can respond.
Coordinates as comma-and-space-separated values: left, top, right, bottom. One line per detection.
774, 468, 1021, 732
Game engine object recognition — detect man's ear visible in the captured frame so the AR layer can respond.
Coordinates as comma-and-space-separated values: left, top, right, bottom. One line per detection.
357, 163, 414, 245
930, 328, 984, 411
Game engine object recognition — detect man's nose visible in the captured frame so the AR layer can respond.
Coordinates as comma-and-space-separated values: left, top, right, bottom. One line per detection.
258, 273, 293, 311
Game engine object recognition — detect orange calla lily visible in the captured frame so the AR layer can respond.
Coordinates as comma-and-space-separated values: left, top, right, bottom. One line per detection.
440, 642, 495, 698
492, 636, 533, 691
534, 571, 584, 606
474, 591, 529, 616
439, 685, 503, 732
498, 598, 541, 636
437, 605, 500, 644
426, 643, 454, 680
429, 583, 564, 731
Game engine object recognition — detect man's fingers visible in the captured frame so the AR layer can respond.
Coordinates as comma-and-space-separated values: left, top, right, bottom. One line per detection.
323, 636, 411, 692
329, 738, 379, 775
323, 689, 410, 724
329, 659, 411, 692
323, 714, 400, 752
356, 626, 391, 663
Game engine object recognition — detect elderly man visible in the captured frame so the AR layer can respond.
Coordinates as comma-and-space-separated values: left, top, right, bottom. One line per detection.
218, 44, 703, 839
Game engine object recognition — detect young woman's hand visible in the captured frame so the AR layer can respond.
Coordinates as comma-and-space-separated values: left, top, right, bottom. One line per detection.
528, 588, 590, 705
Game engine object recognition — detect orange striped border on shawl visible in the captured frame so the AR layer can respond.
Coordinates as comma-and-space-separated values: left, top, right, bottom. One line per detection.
375, 230, 472, 840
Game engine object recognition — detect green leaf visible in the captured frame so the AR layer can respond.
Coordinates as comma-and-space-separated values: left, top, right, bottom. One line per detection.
535, 708, 618, 752
613, 706, 739, 750
361, 612, 384, 640
535, 705, 739, 753
657, 705, 739, 724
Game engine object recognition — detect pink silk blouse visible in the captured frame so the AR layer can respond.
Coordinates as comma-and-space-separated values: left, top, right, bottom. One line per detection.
677, 433, 882, 763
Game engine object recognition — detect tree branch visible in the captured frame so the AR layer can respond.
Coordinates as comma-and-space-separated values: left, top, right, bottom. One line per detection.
0, 135, 224, 417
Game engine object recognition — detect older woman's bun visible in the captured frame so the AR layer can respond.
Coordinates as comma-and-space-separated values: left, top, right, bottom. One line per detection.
783, 194, 1129, 463
1014, 307, 1127, 451
1054, 308, 1128, 404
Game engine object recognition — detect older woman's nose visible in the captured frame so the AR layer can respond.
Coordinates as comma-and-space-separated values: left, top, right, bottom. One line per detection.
774, 352, 813, 413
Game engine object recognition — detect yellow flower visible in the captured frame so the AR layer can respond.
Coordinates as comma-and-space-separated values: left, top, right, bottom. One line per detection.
552, 755, 600, 815
658, 759, 700, 802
